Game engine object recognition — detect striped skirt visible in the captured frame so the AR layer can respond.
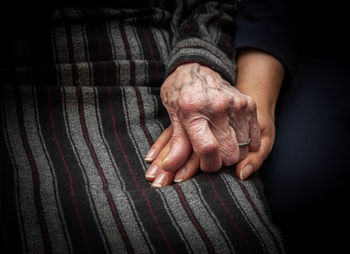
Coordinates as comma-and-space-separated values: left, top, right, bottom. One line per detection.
0, 7, 286, 254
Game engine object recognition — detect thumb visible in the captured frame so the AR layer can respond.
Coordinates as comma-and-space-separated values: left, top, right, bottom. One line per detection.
162, 121, 192, 172
236, 136, 273, 180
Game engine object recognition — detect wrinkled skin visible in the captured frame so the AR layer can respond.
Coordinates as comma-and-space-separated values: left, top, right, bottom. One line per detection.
145, 63, 261, 187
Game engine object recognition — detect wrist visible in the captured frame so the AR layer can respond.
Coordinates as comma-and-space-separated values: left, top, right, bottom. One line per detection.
235, 48, 284, 122
236, 79, 277, 121
256, 105, 276, 124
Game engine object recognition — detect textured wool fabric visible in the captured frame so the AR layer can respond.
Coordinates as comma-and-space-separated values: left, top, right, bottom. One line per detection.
1, 4, 285, 254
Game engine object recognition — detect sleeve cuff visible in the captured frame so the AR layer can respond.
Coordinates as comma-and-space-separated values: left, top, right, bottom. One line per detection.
166, 38, 236, 86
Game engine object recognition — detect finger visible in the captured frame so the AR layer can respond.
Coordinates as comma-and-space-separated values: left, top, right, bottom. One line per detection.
185, 118, 221, 172
238, 141, 249, 161
152, 169, 176, 188
162, 121, 192, 172
204, 85, 241, 167
235, 135, 273, 180
145, 140, 171, 181
145, 125, 173, 162
212, 124, 240, 166
174, 152, 200, 183
231, 122, 250, 162
247, 99, 261, 152
226, 95, 253, 163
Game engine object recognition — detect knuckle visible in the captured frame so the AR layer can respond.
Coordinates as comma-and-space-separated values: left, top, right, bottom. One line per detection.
220, 145, 240, 166
160, 88, 166, 102
251, 139, 261, 151
178, 93, 204, 114
222, 153, 239, 166
264, 141, 274, 154
160, 80, 172, 95
171, 134, 186, 146
246, 96, 257, 112
201, 163, 221, 173
210, 97, 231, 114
259, 140, 274, 157
196, 142, 219, 157
232, 97, 247, 111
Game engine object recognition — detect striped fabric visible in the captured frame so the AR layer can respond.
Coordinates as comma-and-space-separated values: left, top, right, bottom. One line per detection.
0, 3, 286, 254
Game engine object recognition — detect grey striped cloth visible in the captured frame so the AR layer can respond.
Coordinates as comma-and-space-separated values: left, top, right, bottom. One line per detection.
0, 3, 286, 254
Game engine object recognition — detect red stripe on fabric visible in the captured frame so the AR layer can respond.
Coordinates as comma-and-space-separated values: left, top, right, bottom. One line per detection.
119, 21, 153, 146
59, 8, 79, 86
159, 29, 170, 56
76, 87, 134, 253
235, 177, 283, 253
131, 29, 154, 145
207, 175, 253, 254
142, 28, 160, 81
94, 23, 107, 87
133, 86, 154, 145
74, 8, 94, 86
174, 184, 215, 254
205, 3, 224, 31
158, 8, 170, 55
119, 21, 131, 59
183, 20, 191, 34
107, 87, 174, 254
181, 0, 189, 32
47, 87, 92, 253
225, 38, 231, 50
31, 86, 72, 251
182, 0, 188, 13
118, 20, 136, 86
1, 97, 29, 253
15, 88, 51, 254
95, 26, 104, 60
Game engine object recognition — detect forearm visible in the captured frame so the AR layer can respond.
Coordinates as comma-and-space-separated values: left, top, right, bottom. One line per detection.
167, 0, 236, 85
235, 48, 284, 121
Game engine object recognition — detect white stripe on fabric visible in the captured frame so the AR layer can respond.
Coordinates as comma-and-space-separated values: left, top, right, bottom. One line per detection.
82, 87, 152, 253
21, 87, 71, 254
95, 87, 154, 253
158, 186, 206, 253
192, 179, 236, 253
219, 172, 268, 253
122, 86, 194, 251
3, 88, 44, 254
179, 180, 232, 253
61, 86, 120, 254
104, 8, 128, 61
1, 88, 29, 253
221, 171, 286, 254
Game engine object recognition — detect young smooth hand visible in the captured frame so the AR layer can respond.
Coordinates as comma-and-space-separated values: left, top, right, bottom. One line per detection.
145, 124, 258, 188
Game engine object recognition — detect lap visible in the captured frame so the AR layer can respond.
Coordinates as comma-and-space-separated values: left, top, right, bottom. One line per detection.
260, 56, 350, 253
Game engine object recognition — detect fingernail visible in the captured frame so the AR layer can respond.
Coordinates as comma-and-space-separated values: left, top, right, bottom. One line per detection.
174, 167, 187, 183
240, 164, 254, 180
145, 164, 158, 180
145, 148, 156, 162
152, 174, 168, 188
162, 157, 169, 170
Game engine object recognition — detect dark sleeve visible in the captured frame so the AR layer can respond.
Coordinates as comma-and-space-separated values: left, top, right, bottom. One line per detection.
166, 0, 237, 85
234, 0, 298, 81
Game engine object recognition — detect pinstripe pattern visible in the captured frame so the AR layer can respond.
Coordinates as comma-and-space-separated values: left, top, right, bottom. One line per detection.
1, 2, 286, 253
22, 87, 70, 254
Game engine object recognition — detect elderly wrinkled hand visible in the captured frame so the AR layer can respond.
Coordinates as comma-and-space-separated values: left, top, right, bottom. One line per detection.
145, 63, 261, 187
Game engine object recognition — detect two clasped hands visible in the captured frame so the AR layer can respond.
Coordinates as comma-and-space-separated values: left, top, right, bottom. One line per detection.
145, 49, 284, 188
